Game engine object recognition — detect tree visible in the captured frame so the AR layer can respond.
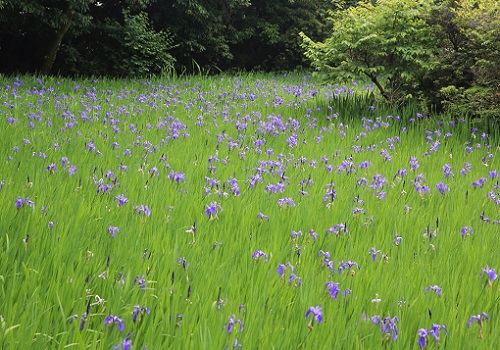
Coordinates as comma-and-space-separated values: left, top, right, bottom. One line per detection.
58, 2, 176, 77
147, 0, 250, 72
301, 0, 499, 121
0, 0, 95, 74
146, 0, 336, 72
300, 0, 439, 105
229, 0, 334, 71
436, 0, 500, 119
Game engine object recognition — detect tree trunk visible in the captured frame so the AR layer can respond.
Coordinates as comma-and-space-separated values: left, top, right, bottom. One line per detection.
40, 2, 74, 75
367, 73, 390, 101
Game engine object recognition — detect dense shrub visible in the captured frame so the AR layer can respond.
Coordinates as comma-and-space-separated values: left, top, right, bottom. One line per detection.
301, 0, 500, 122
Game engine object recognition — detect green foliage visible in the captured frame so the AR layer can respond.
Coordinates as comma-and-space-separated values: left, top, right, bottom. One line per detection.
0, 0, 94, 28
147, 0, 251, 71
430, 0, 500, 119
0, 0, 348, 75
439, 85, 499, 131
53, 4, 176, 77
229, 0, 334, 71
301, 0, 439, 105
302, 0, 500, 121
106, 11, 176, 77
0, 0, 95, 74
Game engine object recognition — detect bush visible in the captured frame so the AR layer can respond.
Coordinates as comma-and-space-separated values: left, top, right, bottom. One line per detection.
302, 0, 500, 122
55, 10, 175, 77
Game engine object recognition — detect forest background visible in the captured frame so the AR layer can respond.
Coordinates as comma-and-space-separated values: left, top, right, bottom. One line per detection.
0, 0, 499, 121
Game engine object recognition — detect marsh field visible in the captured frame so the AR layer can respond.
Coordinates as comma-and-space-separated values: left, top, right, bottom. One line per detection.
0, 73, 498, 349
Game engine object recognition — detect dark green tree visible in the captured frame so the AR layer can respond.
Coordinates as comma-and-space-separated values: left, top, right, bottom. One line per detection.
430, 0, 500, 120
57, 1, 176, 77
0, 0, 95, 74
147, 0, 250, 72
229, 0, 334, 71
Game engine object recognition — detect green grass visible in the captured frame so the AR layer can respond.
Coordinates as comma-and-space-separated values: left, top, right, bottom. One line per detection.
0, 73, 498, 349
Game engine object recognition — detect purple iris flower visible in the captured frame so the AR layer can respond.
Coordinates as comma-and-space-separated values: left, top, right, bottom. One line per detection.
370, 315, 381, 325
324, 259, 334, 274
79, 301, 91, 330
409, 156, 419, 171
148, 167, 159, 177
46, 163, 57, 172
318, 250, 331, 260
417, 324, 448, 348
309, 229, 317, 242
467, 312, 488, 327
288, 271, 302, 287
132, 305, 150, 323
15, 197, 23, 209
443, 164, 454, 178
277, 197, 296, 208
417, 328, 428, 348
324, 281, 340, 300
224, 314, 243, 335
79, 311, 88, 331
252, 250, 268, 263
67, 165, 78, 175
114, 194, 128, 206
15, 197, 35, 209
277, 264, 286, 278
436, 181, 449, 195
352, 207, 366, 215
359, 160, 371, 169
462, 162, 472, 175
429, 324, 448, 343
326, 223, 348, 236
134, 204, 151, 217
104, 315, 125, 332
338, 260, 360, 274
118, 164, 128, 172
369, 247, 382, 262
133, 275, 146, 290
323, 182, 336, 202
429, 140, 440, 152
460, 226, 473, 236
108, 226, 120, 237
305, 306, 322, 327
342, 288, 352, 299
26, 198, 36, 208
174, 172, 186, 183
472, 177, 487, 189
481, 266, 497, 281
394, 233, 403, 246
112, 338, 132, 350
424, 285, 442, 296
205, 201, 222, 217
381, 316, 400, 340
276, 262, 301, 286
257, 212, 269, 221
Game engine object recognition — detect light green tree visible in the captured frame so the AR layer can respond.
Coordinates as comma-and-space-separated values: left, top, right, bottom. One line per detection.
300, 0, 439, 105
